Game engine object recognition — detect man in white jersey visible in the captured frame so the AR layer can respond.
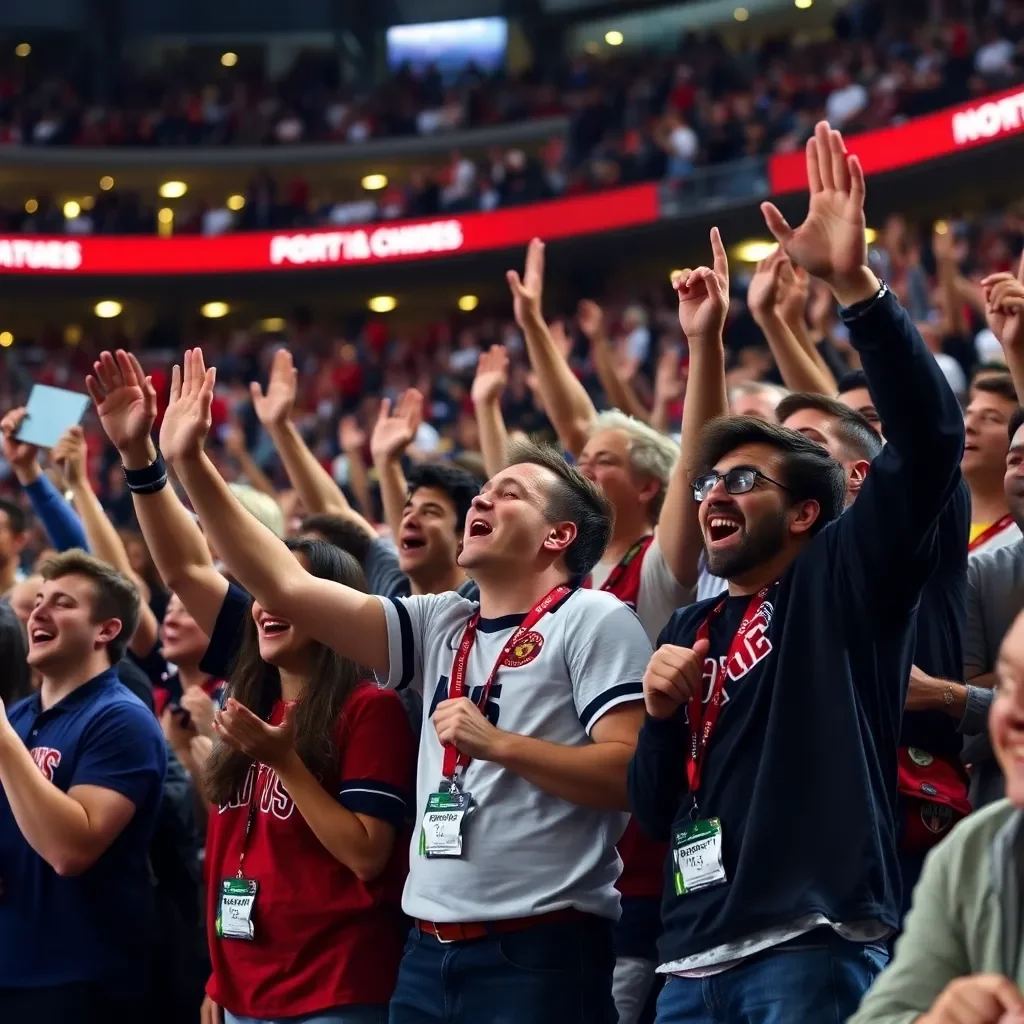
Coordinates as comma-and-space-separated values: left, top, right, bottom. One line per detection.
157, 349, 652, 1024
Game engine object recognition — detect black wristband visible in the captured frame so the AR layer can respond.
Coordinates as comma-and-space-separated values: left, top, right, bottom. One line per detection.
123, 451, 168, 495
838, 280, 890, 323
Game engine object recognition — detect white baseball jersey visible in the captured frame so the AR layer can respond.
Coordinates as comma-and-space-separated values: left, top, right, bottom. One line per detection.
376, 587, 652, 923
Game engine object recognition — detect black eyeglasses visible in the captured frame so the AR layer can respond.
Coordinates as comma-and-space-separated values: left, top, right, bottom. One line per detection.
691, 466, 790, 502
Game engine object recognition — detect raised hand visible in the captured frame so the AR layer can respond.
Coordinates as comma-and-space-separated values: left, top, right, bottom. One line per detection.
507, 237, 545, 328
747, 247, 786, 321
160, 348, 216, 463
471, 345, 510, 407
577, 299, 604, 342
654, 346, 685, 405
760, 121, 868, 296
51, 426, 88, 487
85, 350, 157, 458
776, 259, 810, 328
222, 422, 246, 458
642, 639, 710, 719
673, 227, 729, 344
338, 415, 367, 454
213, 697, 296, 771
371, 389, 423, 464
250, 348, 297, 428
982, 250, 1024, 354
0, 408, 39, 477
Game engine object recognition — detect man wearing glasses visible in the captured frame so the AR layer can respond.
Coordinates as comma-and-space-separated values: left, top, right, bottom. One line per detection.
627, 121, 966, 1023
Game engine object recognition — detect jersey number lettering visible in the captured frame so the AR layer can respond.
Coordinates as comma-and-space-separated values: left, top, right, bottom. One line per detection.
428, 675, 502, 727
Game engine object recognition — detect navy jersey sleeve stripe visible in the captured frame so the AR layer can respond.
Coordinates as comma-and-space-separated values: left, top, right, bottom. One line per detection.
389, 598, 415, 692
199, 582, 251, 679
338, 782, 408, 827
579, 681, 644, 732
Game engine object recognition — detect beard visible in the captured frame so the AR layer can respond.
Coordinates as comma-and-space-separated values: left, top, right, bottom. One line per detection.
705, 505, 788, 579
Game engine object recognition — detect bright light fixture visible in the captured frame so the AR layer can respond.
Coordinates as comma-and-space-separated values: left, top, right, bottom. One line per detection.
794, 0, 813, 9
63, 200, 81, 219
0, 332, 13, 348
94, 300, 122, 319
605, 30, 624, 45
368, 296, 397, 313
201, 302, 230, 319
458, 295, 479, 312
734, 6, 749, 19
220, 52, 238, 67
259, 317, 286, 333
158, 181, 187, 199
361, 174, 388, 191
226, 194, 245, 211
933, 220, 948, 235
24, 198, 38, 214
99, 175, 114, 191
864, 227, 878, 244
64, 324, 82, 346
734, 240, 778, 263
14, 43, 30, 58
157, 207, 174, 225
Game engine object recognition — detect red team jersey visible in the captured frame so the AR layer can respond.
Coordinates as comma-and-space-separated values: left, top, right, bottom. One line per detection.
205, 683, 415, 1019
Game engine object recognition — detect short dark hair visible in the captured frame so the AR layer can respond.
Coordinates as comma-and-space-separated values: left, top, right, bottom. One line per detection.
0, 498, 27, 535
0, 601, 31, 704
836, 369, 868, 396
974, 360, 1013, 380
39, 549, 141, 665
775, 393, 883, 462
1009, 407, 1024, 445
973, 373, 1019, 406
300, 514, 373, 567
505, 439, 614, 585
406, 463, 481, 532
695, 416, 847, 536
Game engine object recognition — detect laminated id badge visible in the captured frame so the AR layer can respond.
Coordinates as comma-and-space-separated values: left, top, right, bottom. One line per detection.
216, 878, 258, 940
419, 788, 471, 858
672, 817, 727, 896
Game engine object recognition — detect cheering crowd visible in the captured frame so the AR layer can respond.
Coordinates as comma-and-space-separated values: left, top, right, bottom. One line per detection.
2, 119, 1024, 1024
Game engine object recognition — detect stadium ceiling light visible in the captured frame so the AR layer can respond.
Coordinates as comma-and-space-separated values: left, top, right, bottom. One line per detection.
933, 220, 948, 235
159, 180, 188, 199
259, 317, 287, 333
94, 300, 123, 319
226, 194, 246, 211
64, 324, 83, 346
14, 43, 30, 58
864, 227, 877, 244
604, 30, 624, 46
24, 198, 38, 214
157, 207, 174, 224
734, 7, 749, 19
458, 294, 479, 312
734, 240, 778, 263
63, 200, 81, 219
368, 295, 397, 313
361, 174, 388, 191
99, 175, 114, 191
794, 0, 813, 8
221, 52, 238, 67
201, 301, 230, 319
0, 332, 13, 348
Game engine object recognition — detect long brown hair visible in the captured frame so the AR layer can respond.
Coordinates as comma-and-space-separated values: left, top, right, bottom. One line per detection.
204, 538, 367, 805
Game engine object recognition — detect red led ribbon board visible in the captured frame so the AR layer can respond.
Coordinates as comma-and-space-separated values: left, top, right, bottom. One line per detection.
768, 86, 1024, 195
0, 184, 660, 276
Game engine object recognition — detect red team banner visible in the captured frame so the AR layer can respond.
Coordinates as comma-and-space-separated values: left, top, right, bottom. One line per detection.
768, 84, 1024, 194
0, 185, 660, 276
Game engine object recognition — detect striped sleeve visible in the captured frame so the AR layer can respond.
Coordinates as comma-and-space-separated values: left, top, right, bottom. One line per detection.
336, 686, 416, 829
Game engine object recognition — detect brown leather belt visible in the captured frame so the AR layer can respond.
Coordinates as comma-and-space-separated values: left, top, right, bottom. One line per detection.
415, 907, 587, 944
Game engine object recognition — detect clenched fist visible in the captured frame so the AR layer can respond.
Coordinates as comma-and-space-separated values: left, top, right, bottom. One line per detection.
642, 639, 710, 719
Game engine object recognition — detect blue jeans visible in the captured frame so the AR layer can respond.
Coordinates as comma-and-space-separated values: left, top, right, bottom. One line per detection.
655, 930, 888, 1023
226, 1008, 387, 1024
388, 917, 616, 1024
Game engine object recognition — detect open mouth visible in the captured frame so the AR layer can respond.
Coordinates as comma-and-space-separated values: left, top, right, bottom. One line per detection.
468, 519, 493, 539
258, 618, 291, 637
400, 535, 426, 551
31, 628, 55, 644
707, 516, 742, 544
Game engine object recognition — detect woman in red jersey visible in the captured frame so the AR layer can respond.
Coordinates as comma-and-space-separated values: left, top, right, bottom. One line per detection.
200, 540, 414, 1024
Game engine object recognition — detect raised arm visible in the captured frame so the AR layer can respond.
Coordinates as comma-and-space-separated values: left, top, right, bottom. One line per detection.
775, 259, 838, 392
507, 239, 598, 457
161, 349, 389, 675
981, 250, 1024, 403
52, 426, 159, 657
369, 390, 422, 539
471, 344, 512, 478
86, 350, 228, 636
658, 227, 731, 589
763, 121, 964, 588
223, 423, 277, 500
338, 417, 374, 521
578, 299, 650, 423
748, 250, 835, 395
251, 348, 376, 537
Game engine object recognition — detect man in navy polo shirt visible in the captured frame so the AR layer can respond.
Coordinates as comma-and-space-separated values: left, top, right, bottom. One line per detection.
0, 549, 167, 1024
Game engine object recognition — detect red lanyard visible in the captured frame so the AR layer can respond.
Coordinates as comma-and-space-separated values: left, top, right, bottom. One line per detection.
969, 514, 1014, 552
597, 535, 651, 594
686, 587, 771, 794
442, 584, 571, 779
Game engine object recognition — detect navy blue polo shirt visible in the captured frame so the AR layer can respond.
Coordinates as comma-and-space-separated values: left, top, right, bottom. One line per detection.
0, 668, 167, 988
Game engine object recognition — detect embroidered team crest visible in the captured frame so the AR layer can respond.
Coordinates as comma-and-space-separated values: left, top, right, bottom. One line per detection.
503, 631, 544, 668
920, 801, 953, 835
